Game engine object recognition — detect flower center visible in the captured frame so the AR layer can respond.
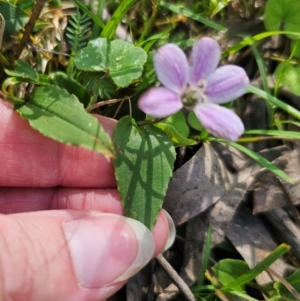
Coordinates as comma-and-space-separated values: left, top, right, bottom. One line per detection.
182, 79, 208, 109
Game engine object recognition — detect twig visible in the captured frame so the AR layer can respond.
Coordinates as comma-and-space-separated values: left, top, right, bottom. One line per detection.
266, 267, 300, 300
86, 97, 129, 112
11, 0, 47, 62
156, 254, 197, 301
29, 43, 70, 57
136, 117, 165, 126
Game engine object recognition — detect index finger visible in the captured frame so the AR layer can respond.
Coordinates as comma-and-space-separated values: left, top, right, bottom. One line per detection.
0, 100, 117, 188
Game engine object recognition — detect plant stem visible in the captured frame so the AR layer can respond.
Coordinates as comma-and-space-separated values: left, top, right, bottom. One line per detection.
11, 0, 47, 62
137, 117, 166, 126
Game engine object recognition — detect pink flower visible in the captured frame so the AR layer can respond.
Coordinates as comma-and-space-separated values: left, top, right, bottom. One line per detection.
138, 38, 249, 141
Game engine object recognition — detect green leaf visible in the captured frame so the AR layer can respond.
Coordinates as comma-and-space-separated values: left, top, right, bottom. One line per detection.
101, 0, 137, 40
162, 112, 189, 137
53, 72, 91, 108
5, 60, 38, 82
222, 244, 290, 290
228, 290, 260, 301
74, 38, 109, 71
274, 269, 300, 299
15, 85, 114, 157
108, 40, 147, 87
113, 116, 176, 229
154, 112, 197, 146
0, 2, 28, 36
48, 0, 61, 8
188, 110, 203, 131
15, 0, 35, 12
78, 71, 116, 99
275, 62, 300, 95
75, 38, 147, 88
210, 259, 249, 291
264, 0, 300, 39
155, 123, 197, 146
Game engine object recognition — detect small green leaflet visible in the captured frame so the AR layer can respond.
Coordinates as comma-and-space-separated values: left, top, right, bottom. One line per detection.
274, 268, 300, 299
275, 62, 300, 96
0, 2, 29, 36
209, 259, 249, 291
113, 116, 176, 230
155, 112, 197, 146
53, 72, 91, 108
74, 38, 147, 88
264, 0, 300, 39
5, 60, 38, 82
15, 85, 114, 157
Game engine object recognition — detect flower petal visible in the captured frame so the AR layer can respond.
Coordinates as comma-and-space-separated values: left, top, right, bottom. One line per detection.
194, 103, 244, 141
154, 44, 188, 94
205, 65, 249, 104
138, 87, 183, 118
189, 37, 221, 85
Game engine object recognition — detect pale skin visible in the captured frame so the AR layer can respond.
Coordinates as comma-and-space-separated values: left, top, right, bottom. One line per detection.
0, 100, 170, 301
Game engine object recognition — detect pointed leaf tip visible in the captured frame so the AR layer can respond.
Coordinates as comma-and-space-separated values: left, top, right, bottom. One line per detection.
15, 85, 114, 157
113, 116, 176, 229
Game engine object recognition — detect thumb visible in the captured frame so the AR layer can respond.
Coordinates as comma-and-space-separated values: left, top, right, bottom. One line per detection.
0, 210, 162, 301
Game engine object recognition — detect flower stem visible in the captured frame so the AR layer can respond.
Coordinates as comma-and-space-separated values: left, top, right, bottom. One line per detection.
137, 118, 166, 126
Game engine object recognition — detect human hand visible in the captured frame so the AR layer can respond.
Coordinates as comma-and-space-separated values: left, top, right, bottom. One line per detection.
0, 100, 174, 301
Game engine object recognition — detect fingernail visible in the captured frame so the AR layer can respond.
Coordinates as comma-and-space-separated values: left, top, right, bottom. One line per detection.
162, 209, 176, 251
63, 213, 155, 288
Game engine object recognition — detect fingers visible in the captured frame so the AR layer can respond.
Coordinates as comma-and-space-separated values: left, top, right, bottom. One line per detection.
0, 100, 117, 188
0, 187, 171, 256
0, 209, 173, 301
0, 188, 123, 214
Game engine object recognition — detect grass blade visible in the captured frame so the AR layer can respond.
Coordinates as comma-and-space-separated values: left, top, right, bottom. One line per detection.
160, 1, 226, 32
222, 31, 300, 58
222, 244, 290, 290
249, 43, 273, 127
101, 0, 137, 40
209, 139, 294, 183
244, 129, 300, 139
247, 85, 300, 121
197, 224, 212, 287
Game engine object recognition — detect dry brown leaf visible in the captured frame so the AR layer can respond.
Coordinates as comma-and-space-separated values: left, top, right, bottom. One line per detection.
227, 203, 290, 285
164, 143, 234, 225
253, 147, 300, 214
253, 173, 289, 214
179, 182, 248, 286
264, 208, 300, 262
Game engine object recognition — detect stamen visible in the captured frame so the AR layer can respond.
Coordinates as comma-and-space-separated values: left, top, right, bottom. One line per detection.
197, 79, 207, 90
182, 80, 209, 108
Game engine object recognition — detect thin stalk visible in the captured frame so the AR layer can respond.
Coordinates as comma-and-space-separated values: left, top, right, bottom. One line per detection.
138, 0, 160, 43
137, 118, 166, 126
247, 85, 300, 121
91, 0, 105, 39
11, 0, 46, 62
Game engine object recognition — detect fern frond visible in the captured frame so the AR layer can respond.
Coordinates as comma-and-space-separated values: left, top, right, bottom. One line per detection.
65, 9, 91, 53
